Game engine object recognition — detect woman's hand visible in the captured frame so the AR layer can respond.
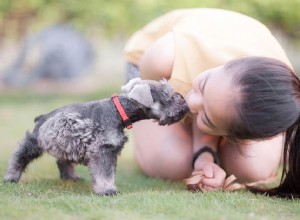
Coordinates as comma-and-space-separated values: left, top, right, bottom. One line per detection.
194, 158, 226, 191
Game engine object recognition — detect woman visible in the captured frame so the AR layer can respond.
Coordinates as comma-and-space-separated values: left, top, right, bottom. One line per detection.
123, 8, 299, 197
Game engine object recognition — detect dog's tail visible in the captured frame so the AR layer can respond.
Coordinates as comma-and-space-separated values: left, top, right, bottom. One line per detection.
34, 115, 45, 123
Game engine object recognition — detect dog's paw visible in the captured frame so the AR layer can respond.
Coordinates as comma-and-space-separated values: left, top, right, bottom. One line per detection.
96, 189, 119, 196
61, 175, 84, 182
3, 175, 19, 183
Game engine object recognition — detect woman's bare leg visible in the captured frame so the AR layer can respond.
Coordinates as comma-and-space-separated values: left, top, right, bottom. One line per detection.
133, 117, 283, 183
133, 120, 193, 180
218, 134, 284, 183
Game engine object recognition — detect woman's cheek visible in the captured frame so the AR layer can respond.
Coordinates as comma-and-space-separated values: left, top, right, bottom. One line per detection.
186, 92, 195, 113
196, 116, 216, 135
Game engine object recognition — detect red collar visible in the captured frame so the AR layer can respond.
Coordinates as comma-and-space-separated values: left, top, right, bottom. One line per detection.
111, 94, 133, 129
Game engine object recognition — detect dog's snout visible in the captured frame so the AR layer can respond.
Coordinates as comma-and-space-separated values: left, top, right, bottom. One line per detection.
175, 93, 189, 110
183, 102, 189, 110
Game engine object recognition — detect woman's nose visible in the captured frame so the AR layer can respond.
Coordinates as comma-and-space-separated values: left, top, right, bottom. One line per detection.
186, 91, 203, 113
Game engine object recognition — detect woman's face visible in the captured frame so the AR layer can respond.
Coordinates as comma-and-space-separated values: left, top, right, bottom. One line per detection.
186, 65, 238, 136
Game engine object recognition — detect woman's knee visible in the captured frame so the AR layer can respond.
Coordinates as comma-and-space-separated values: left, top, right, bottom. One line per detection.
132, 120, 193, 180
228, 160, 278, 183
219, 136, 283, 183
134, 142, 193, 180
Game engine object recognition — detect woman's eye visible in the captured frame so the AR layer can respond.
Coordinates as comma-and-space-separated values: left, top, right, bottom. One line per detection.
202, 118, 210, 127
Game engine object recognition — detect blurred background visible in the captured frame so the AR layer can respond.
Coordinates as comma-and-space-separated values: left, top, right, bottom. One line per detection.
0, 3, 299, 214
0, 0, 299, 94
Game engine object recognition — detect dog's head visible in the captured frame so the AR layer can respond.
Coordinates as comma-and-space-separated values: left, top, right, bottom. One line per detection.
121, 78, 189, 125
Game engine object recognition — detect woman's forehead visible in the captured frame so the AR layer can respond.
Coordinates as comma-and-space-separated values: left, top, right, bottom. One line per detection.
202, 66, 238, 131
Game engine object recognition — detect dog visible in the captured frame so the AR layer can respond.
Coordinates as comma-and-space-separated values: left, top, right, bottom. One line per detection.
4, 78, 189, 195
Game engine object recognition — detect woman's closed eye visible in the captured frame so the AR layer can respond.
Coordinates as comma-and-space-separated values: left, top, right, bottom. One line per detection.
202, 111, 216, 129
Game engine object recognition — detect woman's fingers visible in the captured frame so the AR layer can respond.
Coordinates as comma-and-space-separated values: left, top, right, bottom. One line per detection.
201, 165, 226, 189
202, 164, 214, 178
201, 177, 223, 189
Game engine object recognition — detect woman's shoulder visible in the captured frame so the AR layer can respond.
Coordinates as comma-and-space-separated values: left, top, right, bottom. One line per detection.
172, 8, 266, 31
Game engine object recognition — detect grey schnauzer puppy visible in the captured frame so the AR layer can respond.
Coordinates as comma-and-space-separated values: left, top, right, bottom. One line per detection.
4, 78, 189, 195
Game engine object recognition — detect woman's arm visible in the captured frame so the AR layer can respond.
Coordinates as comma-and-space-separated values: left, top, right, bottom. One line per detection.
191, 119, 226, 190
139, 32, 175, 80
192, 119, 219, 165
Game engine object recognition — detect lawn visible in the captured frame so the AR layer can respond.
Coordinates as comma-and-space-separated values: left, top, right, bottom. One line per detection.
1, 86, 300, 220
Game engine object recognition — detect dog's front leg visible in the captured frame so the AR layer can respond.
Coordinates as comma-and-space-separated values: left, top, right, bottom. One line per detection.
88, 146, 119, 196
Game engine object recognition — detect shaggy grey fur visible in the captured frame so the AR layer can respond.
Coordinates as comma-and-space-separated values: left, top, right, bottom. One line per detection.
4, 78, 189, 196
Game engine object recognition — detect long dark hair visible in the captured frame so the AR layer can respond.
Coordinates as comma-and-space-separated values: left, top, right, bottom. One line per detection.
226, 56, 300, 198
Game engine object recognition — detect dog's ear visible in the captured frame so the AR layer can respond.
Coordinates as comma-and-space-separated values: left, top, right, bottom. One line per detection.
127, 84, 153, 107
160, 78, 168, 84
121, 78, 143, 93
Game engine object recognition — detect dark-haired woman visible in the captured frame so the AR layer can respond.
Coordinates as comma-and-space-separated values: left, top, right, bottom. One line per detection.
124, 8, 299, 197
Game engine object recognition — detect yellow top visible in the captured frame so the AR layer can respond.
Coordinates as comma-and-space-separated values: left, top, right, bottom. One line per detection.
124, 8, 292, 98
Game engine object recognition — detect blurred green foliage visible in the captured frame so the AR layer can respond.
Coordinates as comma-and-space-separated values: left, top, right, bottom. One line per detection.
0, 0, 299, 39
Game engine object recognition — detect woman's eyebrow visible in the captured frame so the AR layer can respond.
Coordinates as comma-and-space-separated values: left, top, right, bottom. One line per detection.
200, 75, 210, 94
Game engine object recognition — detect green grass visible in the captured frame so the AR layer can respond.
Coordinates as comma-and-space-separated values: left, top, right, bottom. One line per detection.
1, 87, 300, 220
